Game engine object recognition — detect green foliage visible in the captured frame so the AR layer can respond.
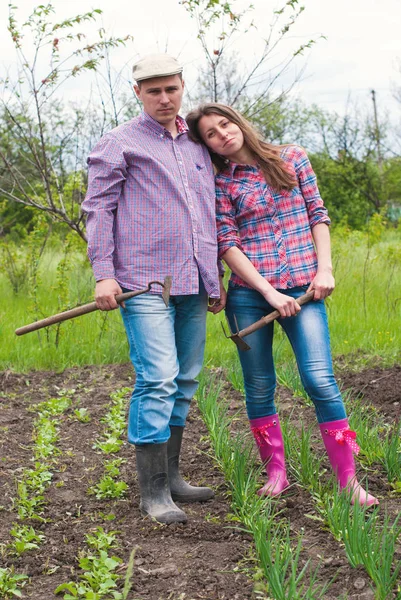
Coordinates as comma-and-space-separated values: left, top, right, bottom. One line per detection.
0, 567, 28, 599
1, 3, 132, 240
55, 529, 125, 599
89, 475, 128, 500
0, 213, 51, 294
9, 524, 45, 555
73, 407, 91, 423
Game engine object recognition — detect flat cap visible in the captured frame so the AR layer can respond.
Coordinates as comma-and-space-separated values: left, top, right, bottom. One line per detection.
132, 53, 183, 82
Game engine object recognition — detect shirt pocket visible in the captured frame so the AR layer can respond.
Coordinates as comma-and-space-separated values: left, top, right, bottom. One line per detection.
187, 163, 215, 198
233, 184, 274, 220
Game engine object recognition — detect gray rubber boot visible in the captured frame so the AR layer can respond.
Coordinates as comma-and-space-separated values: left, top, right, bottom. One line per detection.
168, 426, 214, 503
135, 442, 187, 524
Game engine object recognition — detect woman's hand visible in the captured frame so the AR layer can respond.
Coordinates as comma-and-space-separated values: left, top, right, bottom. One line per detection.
307, 270, 335, 300
263, 288, 301, 318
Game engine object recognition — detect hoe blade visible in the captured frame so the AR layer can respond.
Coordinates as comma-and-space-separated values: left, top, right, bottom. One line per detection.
161, 275, 172, 307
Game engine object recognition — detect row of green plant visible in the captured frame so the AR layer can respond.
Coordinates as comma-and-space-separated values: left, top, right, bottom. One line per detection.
54, 387, 135, 598
88, 388, 130, 501
198, 368, 401, 599
284, 424, 401, 599
55, 527, 137, 600
197, 373, 332, 600
0, 394, 74, 598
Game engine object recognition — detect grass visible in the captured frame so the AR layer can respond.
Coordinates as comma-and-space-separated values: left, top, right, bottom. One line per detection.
1, 228, 400, 373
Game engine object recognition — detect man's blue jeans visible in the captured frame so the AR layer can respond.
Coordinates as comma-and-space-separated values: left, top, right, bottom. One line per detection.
226, 285, 347, 423
120, 283, 208, 445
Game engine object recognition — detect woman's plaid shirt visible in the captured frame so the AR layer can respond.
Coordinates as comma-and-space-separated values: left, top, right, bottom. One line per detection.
215, 145, 330, 290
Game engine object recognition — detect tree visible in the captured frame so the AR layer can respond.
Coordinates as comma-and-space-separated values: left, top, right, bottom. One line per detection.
182, 0, 322, 107
0, 4, 132, 241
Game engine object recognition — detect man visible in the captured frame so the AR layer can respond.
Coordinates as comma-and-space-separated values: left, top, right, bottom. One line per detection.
82, 54, 226, 524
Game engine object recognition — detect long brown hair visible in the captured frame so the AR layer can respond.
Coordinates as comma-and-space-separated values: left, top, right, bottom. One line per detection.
186, 103, 297, 192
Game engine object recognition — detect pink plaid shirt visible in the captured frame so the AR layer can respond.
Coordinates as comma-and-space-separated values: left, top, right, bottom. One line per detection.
215, 145, 330, 289
82, 112, 221, 297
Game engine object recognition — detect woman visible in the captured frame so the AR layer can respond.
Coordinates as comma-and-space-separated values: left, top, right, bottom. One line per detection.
186, 103, 378, 506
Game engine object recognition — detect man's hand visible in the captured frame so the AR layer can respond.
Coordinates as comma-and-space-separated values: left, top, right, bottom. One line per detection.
208, 278, 227, 314
95, 279, 123, 311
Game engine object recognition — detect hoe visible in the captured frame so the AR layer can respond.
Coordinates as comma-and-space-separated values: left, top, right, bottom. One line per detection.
222, 290, 315, 351
15, 276, 172, 336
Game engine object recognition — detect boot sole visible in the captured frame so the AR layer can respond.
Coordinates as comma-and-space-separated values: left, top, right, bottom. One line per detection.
140, 508, 188, 524
171, 491, 215, 503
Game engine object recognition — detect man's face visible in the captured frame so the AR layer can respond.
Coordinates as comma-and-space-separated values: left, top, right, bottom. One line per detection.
134, 74, 184, 127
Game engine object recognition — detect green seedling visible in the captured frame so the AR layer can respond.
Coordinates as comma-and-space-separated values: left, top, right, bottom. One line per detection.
85, 527, 119, 551
89, 475, 128, 500
33, 416, 60, 459
23, 463, 53, 493
0, 567, 28, 599
15, 482, 45, 520
73, 408, 91, 423
92, 388, 129, 455
9, 524, 45, 555
104, 458, 126, 477
341, 502, 401, 600
31, 396, 72, 416
55, 550, 123, 599
92, 437, 123, 454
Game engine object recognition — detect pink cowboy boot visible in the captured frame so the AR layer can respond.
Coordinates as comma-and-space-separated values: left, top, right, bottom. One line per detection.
250, 414, 290, 496
319, 418, 379, 507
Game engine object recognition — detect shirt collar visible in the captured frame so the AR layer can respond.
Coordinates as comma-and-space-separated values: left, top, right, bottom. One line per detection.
140, 111, 188, 136
220, 160, 258, 178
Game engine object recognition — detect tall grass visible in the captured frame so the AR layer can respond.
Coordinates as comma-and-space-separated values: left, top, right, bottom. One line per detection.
0, 228, 400, 372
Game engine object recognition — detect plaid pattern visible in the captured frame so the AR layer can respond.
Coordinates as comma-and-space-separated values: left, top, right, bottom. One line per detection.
82, 113, 221, 297
215, 145, 330, 289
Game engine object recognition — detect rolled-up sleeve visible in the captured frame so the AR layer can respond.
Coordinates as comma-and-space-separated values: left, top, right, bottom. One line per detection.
294, 147, 330, 229
82, 136, 128, 281
215, 184, 243, 258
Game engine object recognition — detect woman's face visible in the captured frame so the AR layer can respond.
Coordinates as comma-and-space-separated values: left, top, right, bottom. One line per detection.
198, 113, 245, 158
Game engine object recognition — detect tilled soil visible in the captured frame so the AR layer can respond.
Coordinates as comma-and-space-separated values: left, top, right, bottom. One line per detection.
0, 361, 400, 600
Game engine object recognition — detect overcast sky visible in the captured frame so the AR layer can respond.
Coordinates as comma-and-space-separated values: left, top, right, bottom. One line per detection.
1, 0, 400, 119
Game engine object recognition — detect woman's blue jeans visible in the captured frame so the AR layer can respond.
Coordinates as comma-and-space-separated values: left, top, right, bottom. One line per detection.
120, 282, 208, 445
226, 285, 347, 423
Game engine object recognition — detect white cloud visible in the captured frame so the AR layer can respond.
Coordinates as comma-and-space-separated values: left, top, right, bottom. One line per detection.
1, 0, 400, 117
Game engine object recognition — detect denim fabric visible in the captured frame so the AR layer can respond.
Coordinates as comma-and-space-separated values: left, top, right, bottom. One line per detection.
120, 281, 208, 445
226, 285, 347, 423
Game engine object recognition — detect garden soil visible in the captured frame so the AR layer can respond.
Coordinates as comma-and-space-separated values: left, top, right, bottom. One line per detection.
0, 361, 400, 600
